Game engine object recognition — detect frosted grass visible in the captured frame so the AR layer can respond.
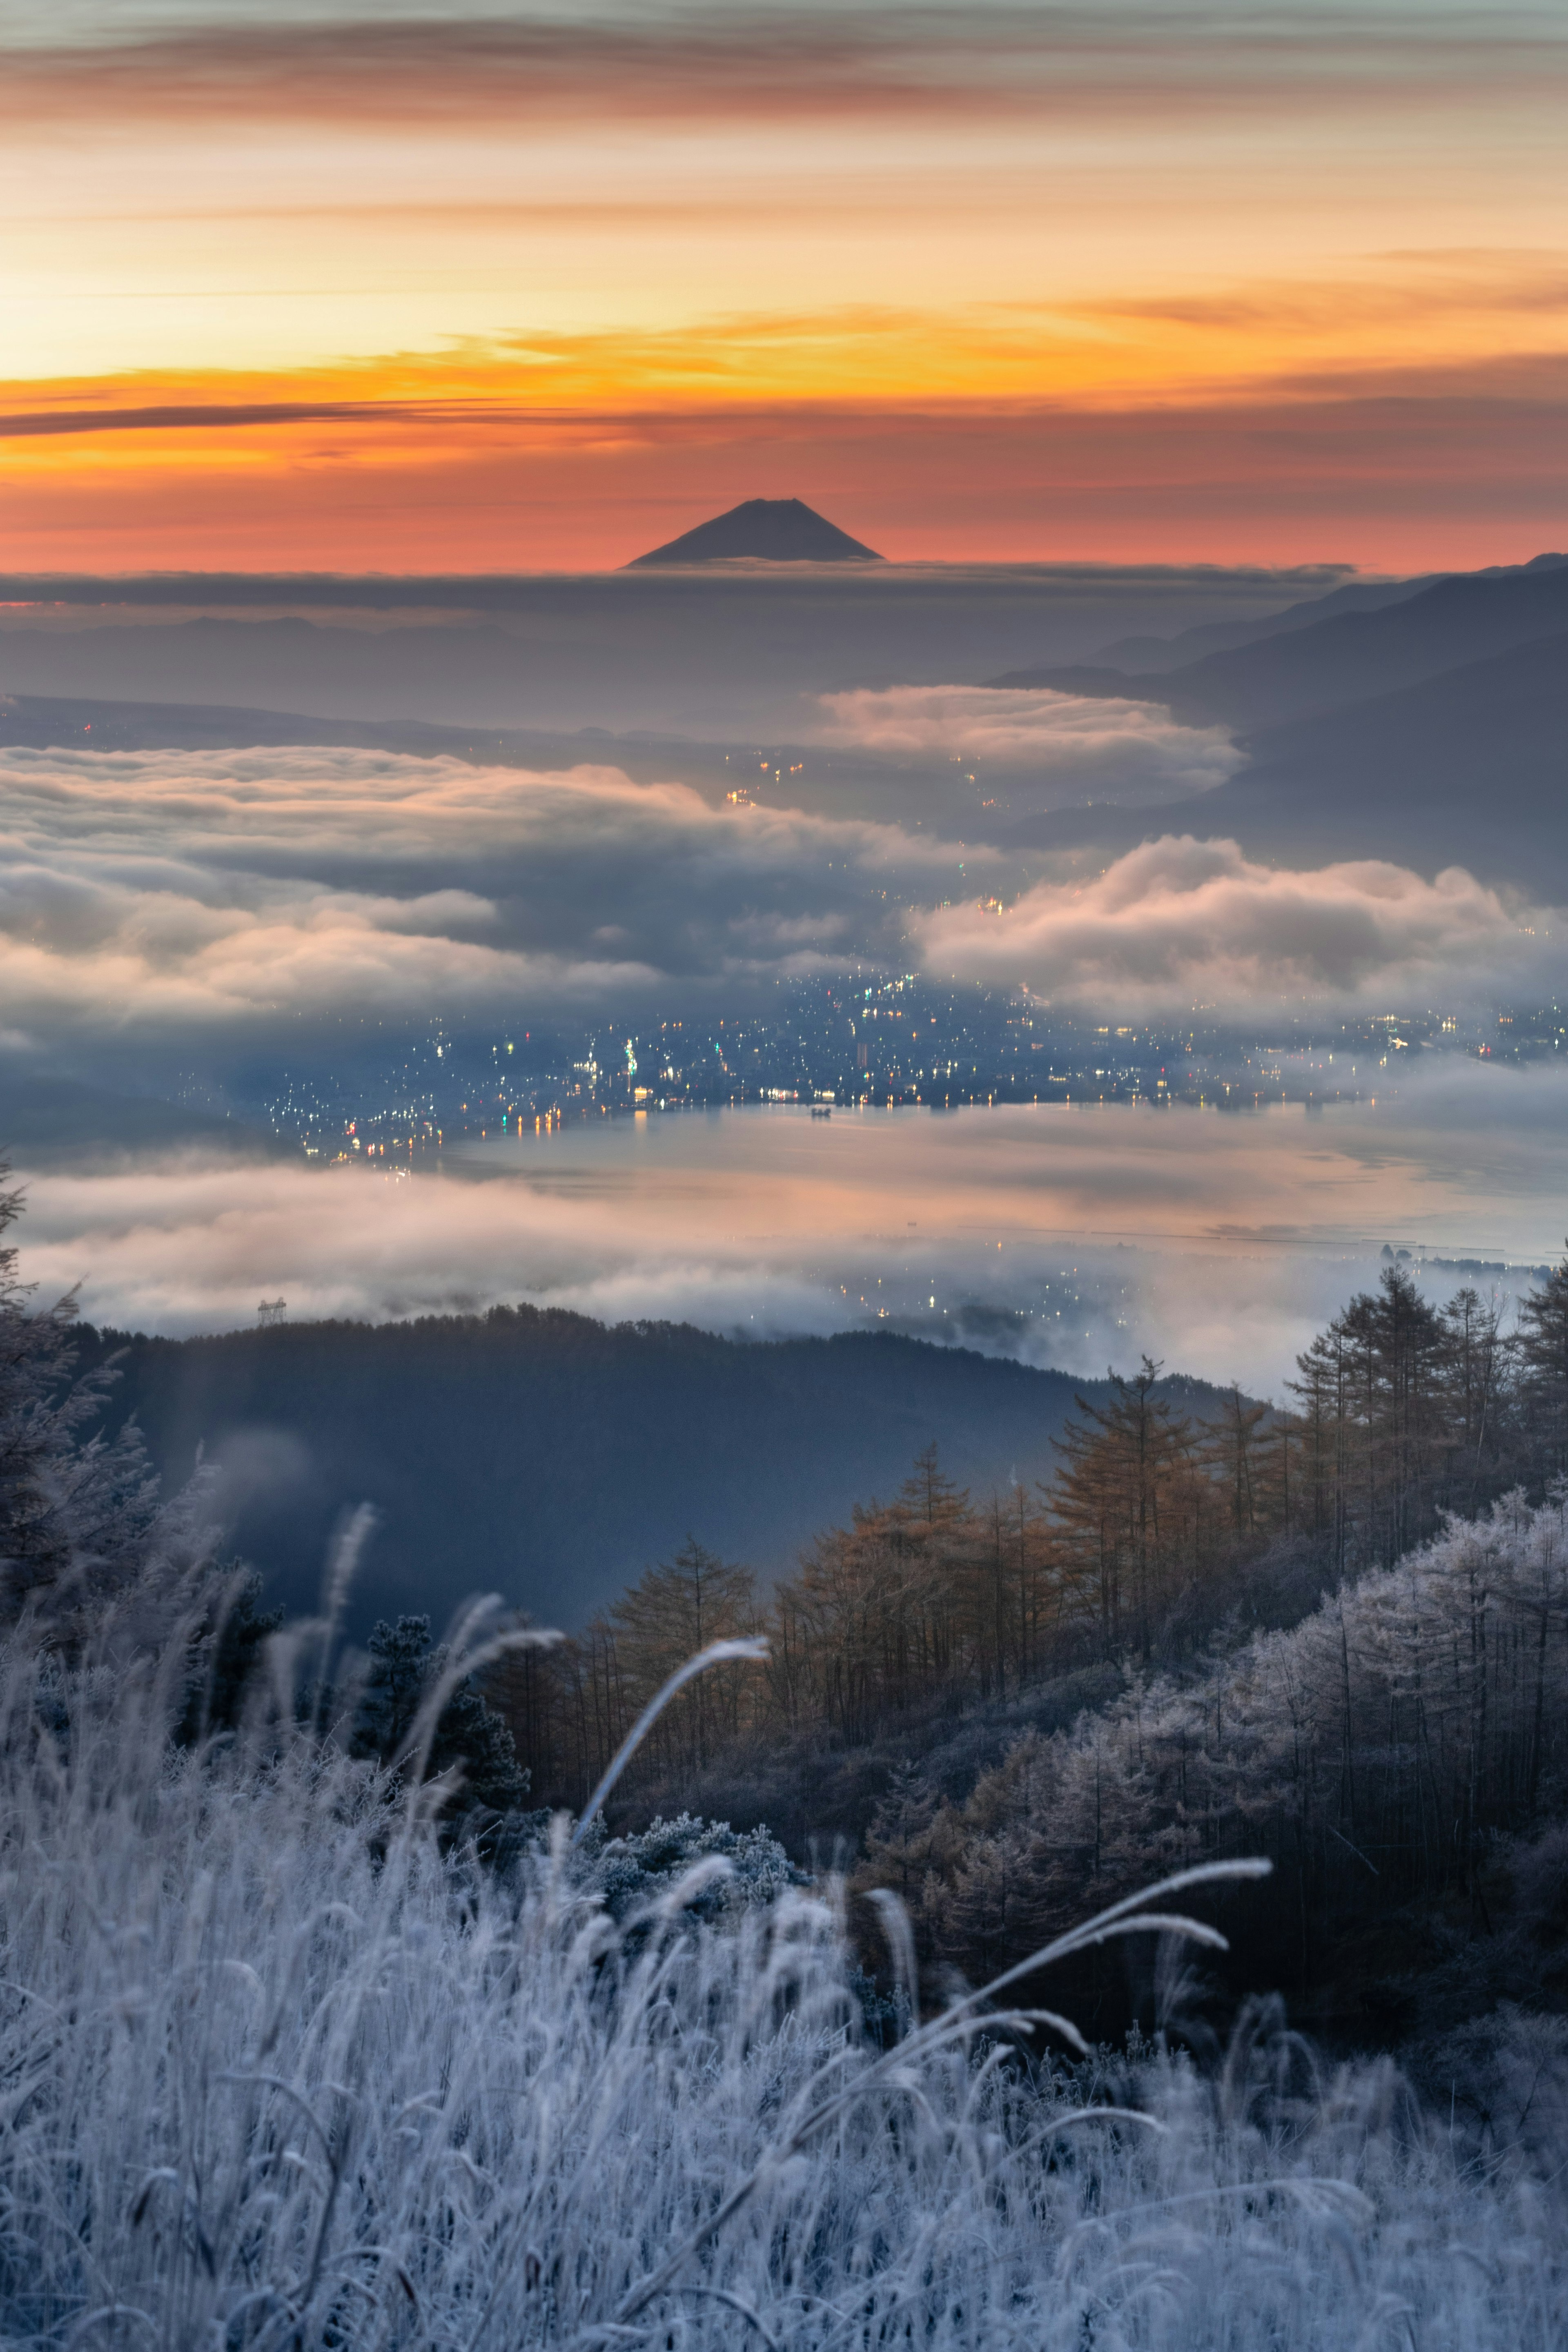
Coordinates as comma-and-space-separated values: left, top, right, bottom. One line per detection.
0, 1584, 1560, 2350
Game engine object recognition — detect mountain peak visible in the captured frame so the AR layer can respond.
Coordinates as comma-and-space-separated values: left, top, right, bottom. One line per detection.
626, 497, 882, 567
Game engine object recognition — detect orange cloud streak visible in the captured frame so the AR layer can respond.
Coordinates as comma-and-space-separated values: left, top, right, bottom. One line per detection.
3, 348, 1566, 575
14, 250, 1568, 415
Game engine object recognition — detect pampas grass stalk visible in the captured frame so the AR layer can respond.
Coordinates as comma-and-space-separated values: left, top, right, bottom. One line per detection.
0, 1566, 1559, 2351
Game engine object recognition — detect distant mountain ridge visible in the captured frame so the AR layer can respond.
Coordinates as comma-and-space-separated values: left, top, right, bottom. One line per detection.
1080, 551, 1568, 676
1083, 575, 1440, 675
964, 548, 1568, 890
993, 552, 1568, 730
1125, 562, 1568, 731
626, 497, 882, 566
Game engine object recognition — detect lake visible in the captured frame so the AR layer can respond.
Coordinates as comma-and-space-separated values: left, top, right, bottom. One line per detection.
20, 1055, 1562, 1399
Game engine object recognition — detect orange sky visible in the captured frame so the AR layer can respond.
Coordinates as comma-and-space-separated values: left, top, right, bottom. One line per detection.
4, 2, 1566, 572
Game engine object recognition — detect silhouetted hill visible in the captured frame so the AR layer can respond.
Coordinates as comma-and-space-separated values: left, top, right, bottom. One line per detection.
1216, 626, 1568, 882
1082, 551, 1567, 675
1085, 574, 1438, 673
76, 1311, 1187, 1633
626, 497, 882, 566
992, 626, 1568, 893
993, 559, 1568, 732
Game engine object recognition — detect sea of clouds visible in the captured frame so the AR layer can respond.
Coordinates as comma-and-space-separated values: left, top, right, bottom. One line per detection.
5, 736, 1563, 1381
0, 744, 975, 1036
0, 741, 1555, 1058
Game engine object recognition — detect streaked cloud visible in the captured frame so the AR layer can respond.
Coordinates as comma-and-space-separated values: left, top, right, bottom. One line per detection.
917, 835, 1553, 1017
6, 0, 1565, 575
11, 6, 1561, 130
0, 401, 414, 441
5, 349, 1565, 576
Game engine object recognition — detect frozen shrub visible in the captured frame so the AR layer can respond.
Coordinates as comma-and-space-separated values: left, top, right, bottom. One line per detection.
577, 1808, 805, 1920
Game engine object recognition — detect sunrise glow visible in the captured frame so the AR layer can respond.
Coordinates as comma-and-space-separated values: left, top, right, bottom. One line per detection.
5, 0, 1566, 571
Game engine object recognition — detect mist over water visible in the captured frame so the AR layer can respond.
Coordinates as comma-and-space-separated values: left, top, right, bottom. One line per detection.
17, 1058, 1564, 1397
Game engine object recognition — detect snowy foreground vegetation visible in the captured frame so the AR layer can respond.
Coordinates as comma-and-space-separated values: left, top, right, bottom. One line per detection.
0, 1576, 1565, 2352
4, 1173, 1568, 2344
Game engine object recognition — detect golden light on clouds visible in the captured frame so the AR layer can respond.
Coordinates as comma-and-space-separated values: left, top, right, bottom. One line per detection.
3, 2, 1566, 568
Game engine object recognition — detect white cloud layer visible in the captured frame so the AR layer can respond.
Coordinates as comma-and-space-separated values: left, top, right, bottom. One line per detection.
1, 749, 1557, 1053
0, 744, 985, 1040
917, 834, 1551, 1016
814, 685, 1243, 801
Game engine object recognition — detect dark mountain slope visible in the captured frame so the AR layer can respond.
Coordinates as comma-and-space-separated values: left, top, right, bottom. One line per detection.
1236, 625, 1568, 826
996, 559, 1568, 731
78, 1311, 1156, 1633
993, 626, 1568, 892
1086, 572, 1439, 673
1084, 552, 1566, 675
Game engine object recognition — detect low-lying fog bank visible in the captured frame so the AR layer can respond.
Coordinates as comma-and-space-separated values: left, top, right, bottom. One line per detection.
13, 1063, 1564, 1398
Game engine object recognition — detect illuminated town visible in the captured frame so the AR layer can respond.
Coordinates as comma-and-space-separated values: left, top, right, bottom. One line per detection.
230, 979, 1568, 1165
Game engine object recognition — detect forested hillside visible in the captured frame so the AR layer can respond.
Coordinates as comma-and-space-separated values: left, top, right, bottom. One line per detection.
21, 1152, 1568, 2056
74, 1312, 1200, 1628
493, 1262, 1568, 2046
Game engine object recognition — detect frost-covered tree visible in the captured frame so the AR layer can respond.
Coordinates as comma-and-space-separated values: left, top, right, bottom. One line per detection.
576, 1811, 803, 1922
1519, 1251, 1568, 1480
859, 1489, 1568, 2007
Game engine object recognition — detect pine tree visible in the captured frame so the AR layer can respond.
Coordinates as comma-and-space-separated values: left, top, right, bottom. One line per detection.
1290, 1268, 1455, 1577
1439, 1285, 1510, 1512
352, 1615, 434, 1763
0, 1164, 162, 1623
352, 1614, 530, 1816
1201, 1386, 1272, 1543
898, 1442, 969, 1541
1364, 1266, 1450, 1561
1289, 1321, 1352, 1569
179, 1568, 284, 1741
858, 1761, 942, 1907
